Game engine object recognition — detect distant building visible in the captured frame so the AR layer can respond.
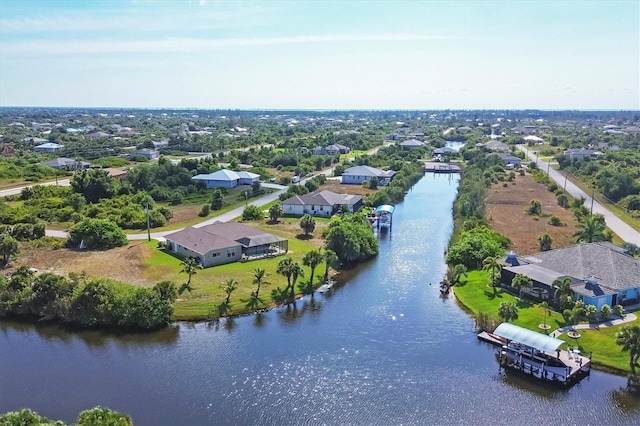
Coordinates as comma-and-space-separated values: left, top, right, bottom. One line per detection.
34, 142, 64, 153
486, 153, 522, 166
132, 148, 160, 160
399, 139, 426, 149
0, 143, 15, 157
192, 169, 260, 189
341, 165, 396, 185
563, 149, 599, 160
281, 190, 363, 217
41, 157, 90, 170
311, 144, 350, 155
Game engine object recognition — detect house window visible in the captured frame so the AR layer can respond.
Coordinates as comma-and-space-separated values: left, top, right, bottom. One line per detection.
212, 252, 219, 258
227, 248, 236, 257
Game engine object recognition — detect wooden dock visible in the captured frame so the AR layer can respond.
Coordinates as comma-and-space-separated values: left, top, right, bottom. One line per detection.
423, 162, 461, 173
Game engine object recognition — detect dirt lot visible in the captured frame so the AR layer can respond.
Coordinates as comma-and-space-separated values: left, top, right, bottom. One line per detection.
486, 173, 579, 256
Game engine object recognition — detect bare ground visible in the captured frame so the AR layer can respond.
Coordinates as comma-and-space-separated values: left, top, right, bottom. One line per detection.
486, 173, 579, 256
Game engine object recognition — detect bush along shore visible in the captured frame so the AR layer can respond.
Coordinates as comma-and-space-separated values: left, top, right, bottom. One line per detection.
0, 406, 132, 425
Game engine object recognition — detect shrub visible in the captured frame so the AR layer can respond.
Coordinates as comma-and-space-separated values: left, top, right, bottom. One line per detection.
526, 199, 542, 215
242, 205, 263, 221
548, 215, 563, 226
585, 304, 597, 320
600, 304, 612, 320
199, 204, 210, 217
67, 218, 128, 250
614, 304, 625, 318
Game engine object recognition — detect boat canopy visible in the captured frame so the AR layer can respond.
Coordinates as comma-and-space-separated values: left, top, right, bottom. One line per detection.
375, 204, 395, 214
493, 323, 566, 353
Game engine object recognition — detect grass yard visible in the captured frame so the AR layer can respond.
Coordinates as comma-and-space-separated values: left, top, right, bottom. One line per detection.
142, 231, 330, 320
453, 270, 636, 373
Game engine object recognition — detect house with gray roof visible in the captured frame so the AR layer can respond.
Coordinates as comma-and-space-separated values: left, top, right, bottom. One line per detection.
41, 157, 90, 170
192, 169, 260, 189
399, 139, 426, 149
164, 222, 288, 267
281, 190, 363, 217
311, 144, 350, 155
486, 152, 522, 166
34, 142, 64, 153
563, 148, 600, 160
341, 165, 396, 185
501, 242, 640, 310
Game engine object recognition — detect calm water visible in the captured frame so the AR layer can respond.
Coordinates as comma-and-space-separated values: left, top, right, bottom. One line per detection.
1, 175, 639, 425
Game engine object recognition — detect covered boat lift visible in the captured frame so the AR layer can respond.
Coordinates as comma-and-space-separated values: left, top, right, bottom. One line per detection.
489, 323, 591, 386
374, 204, 395, 230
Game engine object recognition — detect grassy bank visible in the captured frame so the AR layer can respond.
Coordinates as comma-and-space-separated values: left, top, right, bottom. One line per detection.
453, 270, 635, 374
141, 236, 327, 321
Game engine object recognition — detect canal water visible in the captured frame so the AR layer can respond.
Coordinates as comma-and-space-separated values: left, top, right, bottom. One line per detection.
1, 175, 639, 424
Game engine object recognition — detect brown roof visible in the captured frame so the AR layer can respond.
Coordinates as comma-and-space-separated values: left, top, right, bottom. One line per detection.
165, 222, 285, 255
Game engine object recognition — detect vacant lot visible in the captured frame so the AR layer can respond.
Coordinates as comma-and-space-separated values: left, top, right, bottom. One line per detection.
486, 173, 579, 255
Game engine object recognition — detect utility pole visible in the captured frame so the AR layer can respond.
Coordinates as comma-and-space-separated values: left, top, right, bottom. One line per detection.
145, 202, 151, 242
563, 172, 568, 192
590, 189, 595, 215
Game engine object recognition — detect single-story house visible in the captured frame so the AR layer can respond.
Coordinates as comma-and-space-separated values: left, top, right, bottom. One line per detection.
399, 139, 426, 149
41, 157, 90, 170
164, 222, 288, 267
22, 137, 49, 144
501, 242, 640, 310
563, 149, 600, 160
486, 153, 522, 166
133, 148, 160, 160
524, 135, 544, 144
105, 167, 128, 179
281, 190, 363, 217
341, 165, 396, 185
192, 169, 260, 189
86, 132, 111, 139
433, 147, 457, 155
311, 144, 350, 155
483, 140, 509, 152
34, 142, 64, 153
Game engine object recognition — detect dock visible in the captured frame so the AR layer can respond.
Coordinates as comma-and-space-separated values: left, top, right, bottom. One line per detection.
424, 162, 461, 173
478, 323, 591, 387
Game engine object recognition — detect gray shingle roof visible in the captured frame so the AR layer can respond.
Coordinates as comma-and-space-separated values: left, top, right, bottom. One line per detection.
522, 242, 640, 291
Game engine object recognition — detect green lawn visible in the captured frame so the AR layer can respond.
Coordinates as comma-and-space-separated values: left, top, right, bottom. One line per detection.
141, 236, 327, 320
453, 270, 635, 373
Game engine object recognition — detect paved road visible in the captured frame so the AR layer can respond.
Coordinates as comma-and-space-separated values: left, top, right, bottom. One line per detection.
0, 179, 70, 197
518, 145, 640, 245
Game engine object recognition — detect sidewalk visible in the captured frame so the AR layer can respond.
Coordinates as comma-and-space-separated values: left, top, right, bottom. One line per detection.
550, 304, 639, 338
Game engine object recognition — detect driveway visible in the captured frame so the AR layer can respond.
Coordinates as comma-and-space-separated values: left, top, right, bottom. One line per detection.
517, 145, 640, 245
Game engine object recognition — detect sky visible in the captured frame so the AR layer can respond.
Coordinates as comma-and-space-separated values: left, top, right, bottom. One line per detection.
0, 0, 638, 110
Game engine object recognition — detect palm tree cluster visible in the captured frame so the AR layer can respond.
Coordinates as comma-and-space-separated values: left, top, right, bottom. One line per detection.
616, 325, 640, 385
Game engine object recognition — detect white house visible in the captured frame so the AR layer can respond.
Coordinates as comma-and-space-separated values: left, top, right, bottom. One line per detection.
341, 165, 396, 185
563, 149, 600, 160
192, 169, 260, 189
281, 190, 363, 217
34, 142, 64, 153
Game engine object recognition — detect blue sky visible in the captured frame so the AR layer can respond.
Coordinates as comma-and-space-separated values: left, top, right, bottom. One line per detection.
0, 0, 638, 109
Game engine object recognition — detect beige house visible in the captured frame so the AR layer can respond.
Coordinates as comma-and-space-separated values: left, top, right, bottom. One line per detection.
164, 222, 288, 267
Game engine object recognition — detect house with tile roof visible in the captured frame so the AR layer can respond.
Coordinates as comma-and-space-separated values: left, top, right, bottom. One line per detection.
501, 242, 640, 309
281, 190, 363, 217
164, 222, 288, 267
341, 165, 396, 185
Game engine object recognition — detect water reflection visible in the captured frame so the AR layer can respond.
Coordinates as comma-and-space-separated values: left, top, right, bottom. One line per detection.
610, 387, 640, 414
0, 319, 179, 348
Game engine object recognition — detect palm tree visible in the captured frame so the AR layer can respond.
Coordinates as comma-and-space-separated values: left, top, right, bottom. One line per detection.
511, 274, 532, 299
540, 301, 550, 330
322, 249, 339, 282
220, 279, 238, 305
482, 256, 502, 287
498, 302, 518, 323
553, 277, 573, 309
615, 325, 640, 378
303, 249, 323, 291
290, 262, 304, 299
252, 268, 269, 299
538, 233, 552, 251
300, 214, 316, 236
269, 203, 283, 223
574, 214, 606, 243
180, 258, 198, 285
277, 257, 294, 294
